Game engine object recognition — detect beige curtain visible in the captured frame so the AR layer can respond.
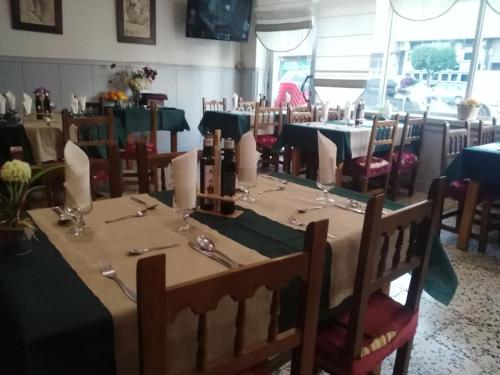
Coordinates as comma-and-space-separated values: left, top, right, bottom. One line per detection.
390, 0, 459, 21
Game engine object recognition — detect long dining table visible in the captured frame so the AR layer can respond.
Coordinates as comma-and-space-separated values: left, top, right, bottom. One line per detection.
0, 173, 457, 375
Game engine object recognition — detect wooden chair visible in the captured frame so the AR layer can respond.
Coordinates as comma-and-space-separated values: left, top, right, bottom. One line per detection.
254, 103, 283, 171
202, 98, 227, 113
313, 105, 341, 122
477, 118, 496, 145
238, 99, 258, 112
344, 115, 399, 194
136, 219, 329, 375
286, 105, 314, 174
315, 177, 447, 375
390, 112, 426, 200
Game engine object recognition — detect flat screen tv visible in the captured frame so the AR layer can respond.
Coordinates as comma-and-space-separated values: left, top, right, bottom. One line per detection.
186, 0, 253, 42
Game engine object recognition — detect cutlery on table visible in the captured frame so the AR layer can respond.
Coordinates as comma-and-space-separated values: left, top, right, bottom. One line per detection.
196, 235, 242, 267
127, 243, 180, 256
99, 261, 137, 303
260, 175, 289, 184
296, 206, 325, 214
130, 196, 148, 206
257, 185, 286, 194
51, 206, 73, 226
105, 204, 158, 224
188, 242, 234, 268
334, 203, 365, 214
287, 215, 335, 239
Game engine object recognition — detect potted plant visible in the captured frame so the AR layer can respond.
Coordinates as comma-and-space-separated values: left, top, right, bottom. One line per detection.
457, 98, 480, 121
0, 160, 61, 256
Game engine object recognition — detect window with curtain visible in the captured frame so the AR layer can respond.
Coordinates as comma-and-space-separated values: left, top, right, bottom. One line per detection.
386, 0, 480, 116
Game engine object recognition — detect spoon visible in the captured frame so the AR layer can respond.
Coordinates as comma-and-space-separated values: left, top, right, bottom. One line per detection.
257, 185, 286, 194
52, 206, 73, 226
105, 204, 158, 224
288, 215, 336, 239
196, 235, 242, 267
127, 243, 180, 256
296, 206, 325, 214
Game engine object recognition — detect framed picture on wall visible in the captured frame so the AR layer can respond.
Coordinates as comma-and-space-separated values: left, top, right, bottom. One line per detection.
10, 0, 63, 34
117, 0, 156, 45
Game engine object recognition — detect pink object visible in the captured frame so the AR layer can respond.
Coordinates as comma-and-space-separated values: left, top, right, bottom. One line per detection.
274, 82, 306, 107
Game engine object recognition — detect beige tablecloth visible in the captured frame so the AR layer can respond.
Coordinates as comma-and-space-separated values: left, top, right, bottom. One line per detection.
23, 113, 64, 163
29, 195, 271, 375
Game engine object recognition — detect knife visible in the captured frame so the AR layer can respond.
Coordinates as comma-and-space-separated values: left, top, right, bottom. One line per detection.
188, 242, 233, 268
334, 203, 365, 214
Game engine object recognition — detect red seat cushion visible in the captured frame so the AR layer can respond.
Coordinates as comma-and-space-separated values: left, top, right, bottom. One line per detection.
345, 156, 391, 178
315, 292, 419, 375
256, 135, 278, 149
446, 179, 500, 202
392, 151, 418, 174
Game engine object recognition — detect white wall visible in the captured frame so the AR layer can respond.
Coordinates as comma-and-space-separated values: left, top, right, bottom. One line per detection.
0, 0, 241, 68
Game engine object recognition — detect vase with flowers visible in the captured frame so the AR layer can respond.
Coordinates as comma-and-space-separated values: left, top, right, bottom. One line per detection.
0, 160, 61, 256
119, 66, 157, 107
457, 98, 480, 121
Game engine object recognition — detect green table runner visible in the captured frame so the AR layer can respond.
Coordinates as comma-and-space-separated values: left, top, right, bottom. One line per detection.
198, 111, 251, 142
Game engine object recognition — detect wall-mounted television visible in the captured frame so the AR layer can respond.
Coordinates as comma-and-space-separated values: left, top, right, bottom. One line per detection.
186, 0, 253, 42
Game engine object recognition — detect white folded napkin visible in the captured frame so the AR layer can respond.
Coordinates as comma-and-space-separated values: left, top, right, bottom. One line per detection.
77, 96, 87, 113
22, 93, 33, 115
232, 93, 239, 110
172, 149, 198, 210
238, 131, 261, 186
70, 94, 79, 114
317, 131, 337, 185
320, 101, 330, 123
0, 95, 6, 115
382, 101, 393, 119
5, 91, 15, 111
64, 141, 92, 210
344, 100, 352, 120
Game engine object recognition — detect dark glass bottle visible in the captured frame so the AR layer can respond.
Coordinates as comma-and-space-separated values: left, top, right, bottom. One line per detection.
355, 102, 362, 125
35, 94, 43, 119
220, 138, 236, 215
43, 93, 51, 118
199, 135, 215, 210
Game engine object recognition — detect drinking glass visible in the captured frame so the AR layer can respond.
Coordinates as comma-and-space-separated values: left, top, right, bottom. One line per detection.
173, 194, 194, 232
316, 169, 336, 205
64, 200, 93, 237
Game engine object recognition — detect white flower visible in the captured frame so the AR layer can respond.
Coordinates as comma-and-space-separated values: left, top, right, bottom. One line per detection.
1, 160, 32, 183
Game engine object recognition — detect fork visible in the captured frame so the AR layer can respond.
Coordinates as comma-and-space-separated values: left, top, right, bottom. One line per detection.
99, 261, 137, 303
288, 215, 336, 239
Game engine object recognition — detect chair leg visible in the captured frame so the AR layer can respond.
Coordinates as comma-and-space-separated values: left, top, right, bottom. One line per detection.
391, 171, 400, 201
360, 177, 369, 193
393, 339, 414, 375
408, 166, 418, 197
382, 172, 391, 194
456, 200, 464, 232
478, 200, 491, 253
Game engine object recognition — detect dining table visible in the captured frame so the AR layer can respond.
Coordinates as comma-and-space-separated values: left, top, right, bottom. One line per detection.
442, 142, 500, 250
0, 173, 457, 375
22, 113, 64, 163
274, 120, 405, 180
197, 110, 253, 141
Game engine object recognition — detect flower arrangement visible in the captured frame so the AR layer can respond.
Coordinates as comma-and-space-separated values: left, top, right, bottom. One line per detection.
0, 160, 60, 227
461, 98, 480, 107
33, 87, 50, 96
457, 98, 481, 120
117, 66, 157, 106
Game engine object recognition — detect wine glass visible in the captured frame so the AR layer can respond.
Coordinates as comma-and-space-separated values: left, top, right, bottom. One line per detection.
173, 193, 195, 232
238, 167, 257, 203
64, 199, 93, 237
316, 170, 336, 205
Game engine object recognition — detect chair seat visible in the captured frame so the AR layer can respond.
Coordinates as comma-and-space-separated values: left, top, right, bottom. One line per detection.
315, 292, 418, 375
345, 156, 391, 178
256, 135, 278, 149
392, 151, 418, 174
120, 142, 156, 159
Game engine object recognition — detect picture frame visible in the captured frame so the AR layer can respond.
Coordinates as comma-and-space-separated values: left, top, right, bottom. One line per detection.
117, 0, 156, 45
10, 0, 63, 34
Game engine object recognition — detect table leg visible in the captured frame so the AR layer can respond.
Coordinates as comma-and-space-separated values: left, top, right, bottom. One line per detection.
291, 148, 301, 176
457, 180, 480, 251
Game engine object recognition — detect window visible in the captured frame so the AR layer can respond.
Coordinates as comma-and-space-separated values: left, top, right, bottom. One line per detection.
414, 73, 420, 80
464, 52, 473, 60
441, 73, 449, 81
451, 73, 458, 81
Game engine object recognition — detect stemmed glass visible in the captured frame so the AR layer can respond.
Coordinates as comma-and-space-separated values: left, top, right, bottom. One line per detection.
173, 194, 194, 232
316, 169, 336, 205
64, 193, 93, 237
238, 167, 257, 203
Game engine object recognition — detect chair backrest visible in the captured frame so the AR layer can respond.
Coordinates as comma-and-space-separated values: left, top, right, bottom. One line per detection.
441, 121, 470, 172
394, 112, 426, 168
238, 100, 258, 112
477, 119, 496, 145
202, 98, 227, 113
288, 108, 313, 124
313, 105, 341, 122
253, 103, 283, 137
363, 115, 399, 175
62, 108, 114, 148
344, 177, 446, 360
135, 139, 185, 194
136, 219, 329, 375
